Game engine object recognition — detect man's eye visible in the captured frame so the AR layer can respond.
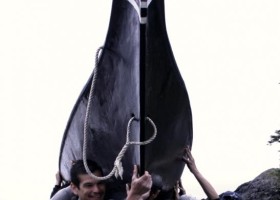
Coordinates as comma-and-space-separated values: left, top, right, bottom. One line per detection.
84, 184, 93, 188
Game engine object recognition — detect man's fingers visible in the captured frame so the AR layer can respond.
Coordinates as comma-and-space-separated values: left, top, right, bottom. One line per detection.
182, 157, 190, 164
143, 172, 152, 187
186, 147, 194, 159
126, 183, 130, 194
131, 165, 138, 180
136, 171, 152, 187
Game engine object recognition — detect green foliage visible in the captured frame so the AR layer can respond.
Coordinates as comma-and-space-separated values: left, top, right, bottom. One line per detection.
268, 130, 280, 145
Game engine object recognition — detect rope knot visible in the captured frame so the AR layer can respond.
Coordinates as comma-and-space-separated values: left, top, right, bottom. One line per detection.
114, 160, 124, 179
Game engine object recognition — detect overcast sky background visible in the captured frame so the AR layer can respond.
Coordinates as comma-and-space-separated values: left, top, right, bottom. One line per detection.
0, 1, 279, 199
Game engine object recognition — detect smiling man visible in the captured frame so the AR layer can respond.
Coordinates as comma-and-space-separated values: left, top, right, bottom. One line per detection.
70, 160, 106, 200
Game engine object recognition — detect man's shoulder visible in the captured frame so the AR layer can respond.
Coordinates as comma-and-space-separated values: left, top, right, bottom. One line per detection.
51, 186, 75, 200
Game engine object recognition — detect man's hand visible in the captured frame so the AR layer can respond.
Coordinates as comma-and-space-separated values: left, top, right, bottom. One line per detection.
182, 147, 220, 199
55, 171, 62, 186
182, 146, 198, 173
126, 165, 152, 200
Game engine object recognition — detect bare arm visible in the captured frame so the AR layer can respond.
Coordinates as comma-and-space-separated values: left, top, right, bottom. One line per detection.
182, 147, 219, 200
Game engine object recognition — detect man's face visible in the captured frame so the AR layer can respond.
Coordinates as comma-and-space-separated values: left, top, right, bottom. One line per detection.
71, 171, 106, 200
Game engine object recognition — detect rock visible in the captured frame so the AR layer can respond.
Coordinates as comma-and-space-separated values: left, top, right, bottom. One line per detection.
234, 168, 280, 200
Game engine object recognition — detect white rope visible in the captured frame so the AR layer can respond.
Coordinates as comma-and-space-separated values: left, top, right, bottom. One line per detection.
112, 116, 157, 179
82, 47, 157, 181
83, 46, 103, 178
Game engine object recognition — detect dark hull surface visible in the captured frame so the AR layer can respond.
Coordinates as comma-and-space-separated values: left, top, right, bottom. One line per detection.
58, 0, 192, 196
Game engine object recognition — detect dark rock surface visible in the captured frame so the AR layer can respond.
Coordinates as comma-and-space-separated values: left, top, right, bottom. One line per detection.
234, 168, 280, 200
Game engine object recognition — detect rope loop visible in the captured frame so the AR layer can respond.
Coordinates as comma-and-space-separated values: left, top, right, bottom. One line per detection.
84, 116, 157, 181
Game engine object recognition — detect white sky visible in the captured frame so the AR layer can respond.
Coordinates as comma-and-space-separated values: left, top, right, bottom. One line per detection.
0, 1, 279, 199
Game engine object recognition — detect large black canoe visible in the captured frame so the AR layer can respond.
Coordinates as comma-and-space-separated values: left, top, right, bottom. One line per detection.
58, 0, 192, 197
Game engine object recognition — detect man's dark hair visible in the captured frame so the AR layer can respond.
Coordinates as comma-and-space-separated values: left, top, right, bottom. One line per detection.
70, 159, 103, 188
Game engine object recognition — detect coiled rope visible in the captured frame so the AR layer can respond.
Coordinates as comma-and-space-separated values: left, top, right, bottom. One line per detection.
82, 47, 157, 181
